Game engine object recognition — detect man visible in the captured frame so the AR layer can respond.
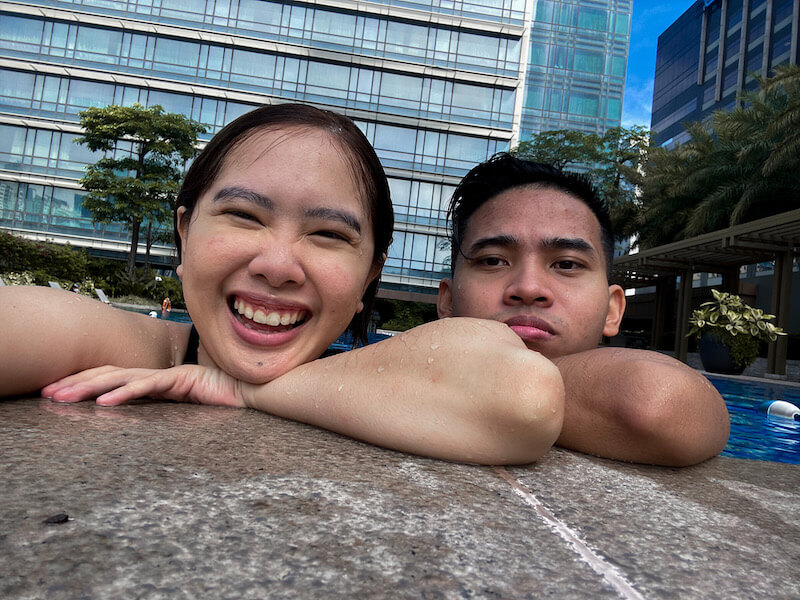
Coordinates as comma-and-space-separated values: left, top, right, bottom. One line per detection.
437, 154, 729, 466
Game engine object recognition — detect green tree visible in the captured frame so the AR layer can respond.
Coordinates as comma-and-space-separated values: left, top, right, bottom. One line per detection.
589, 125, 653, 243
636, 65, 800, 248
511, 129, 601, 170
512, 126, 654, 246
76, 104, 205, 278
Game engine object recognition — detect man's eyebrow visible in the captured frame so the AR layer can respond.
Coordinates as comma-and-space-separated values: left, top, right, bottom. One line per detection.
464, 234, 518, 254
541, 236, 596, 255
305, 206, 362, 234
213, 186, 273, 210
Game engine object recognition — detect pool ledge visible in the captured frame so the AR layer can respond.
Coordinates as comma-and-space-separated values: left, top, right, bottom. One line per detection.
2, 398, 798, 599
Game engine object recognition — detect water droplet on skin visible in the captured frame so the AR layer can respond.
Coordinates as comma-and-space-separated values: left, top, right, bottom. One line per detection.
427, 357, 434, 364
377, 366, 385, 373
337, 384, 343, 392
430, 344, 440, 350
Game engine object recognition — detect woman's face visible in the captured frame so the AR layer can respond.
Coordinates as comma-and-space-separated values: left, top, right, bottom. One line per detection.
176, 126, 380, 383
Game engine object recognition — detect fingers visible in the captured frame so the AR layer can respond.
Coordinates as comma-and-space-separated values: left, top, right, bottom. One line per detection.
43, 366, 155, 404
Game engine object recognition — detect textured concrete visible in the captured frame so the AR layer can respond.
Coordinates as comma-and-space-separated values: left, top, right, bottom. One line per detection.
1, 398, 798, 599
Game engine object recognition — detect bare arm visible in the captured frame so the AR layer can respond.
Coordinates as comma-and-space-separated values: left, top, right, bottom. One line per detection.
0, 286, 190, 397
44, 318, 565, 465
551, 347, 730, 466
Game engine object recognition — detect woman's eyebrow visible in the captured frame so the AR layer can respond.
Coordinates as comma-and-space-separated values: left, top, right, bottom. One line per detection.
213, 186, 273, 210
305, 206, 362, 234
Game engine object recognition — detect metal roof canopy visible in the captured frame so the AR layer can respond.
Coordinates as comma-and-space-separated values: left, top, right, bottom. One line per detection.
611, 208, 800, 377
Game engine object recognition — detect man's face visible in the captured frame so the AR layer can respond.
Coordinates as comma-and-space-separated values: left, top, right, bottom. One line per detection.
437, 185, 625, 359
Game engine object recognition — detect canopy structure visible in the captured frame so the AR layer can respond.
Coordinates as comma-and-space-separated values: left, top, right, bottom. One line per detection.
612, 209, 800, 376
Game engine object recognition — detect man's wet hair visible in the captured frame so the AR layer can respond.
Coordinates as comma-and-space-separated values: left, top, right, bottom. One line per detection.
447, 153, 615, 279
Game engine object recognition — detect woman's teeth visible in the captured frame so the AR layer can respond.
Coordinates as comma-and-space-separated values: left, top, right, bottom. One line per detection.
233, 298, 305, 326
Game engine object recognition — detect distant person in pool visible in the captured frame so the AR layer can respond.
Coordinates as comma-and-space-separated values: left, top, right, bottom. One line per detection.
0, 105, 563, 465
435, 154, 730, 465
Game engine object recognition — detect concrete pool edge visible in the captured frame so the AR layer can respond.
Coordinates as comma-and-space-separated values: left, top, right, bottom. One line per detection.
1, 398, 798, 599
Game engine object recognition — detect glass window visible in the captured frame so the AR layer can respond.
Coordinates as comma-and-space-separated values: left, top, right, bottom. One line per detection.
153, 37, 200, 73
578, 8, 607, 31
574, 49, 603, 73
75, 27, 122, 64
230, 48, 276, 86
238, 0, 283, 34
611, 55, 626, 77
306, 62, 349, 99
530, 43, 548, 66
568, 92, 599, 117
68, 80, 114, 109
0, 180, 20, 213
147, 89, 193, 117
312, 10, 356, 46
386, 22, 427, 58
0, 70, 35, 108
0, 16, 44, 51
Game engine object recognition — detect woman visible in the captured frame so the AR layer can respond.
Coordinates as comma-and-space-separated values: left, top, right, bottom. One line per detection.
2, 104, 563, 464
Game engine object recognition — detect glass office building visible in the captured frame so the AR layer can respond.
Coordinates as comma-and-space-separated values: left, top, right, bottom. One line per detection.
652, 0, 799, 147
0, 0, 629, 299
520, 0, 631, 138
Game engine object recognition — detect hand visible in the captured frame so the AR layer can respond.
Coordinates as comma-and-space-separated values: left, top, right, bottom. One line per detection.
41, 365, 246, 408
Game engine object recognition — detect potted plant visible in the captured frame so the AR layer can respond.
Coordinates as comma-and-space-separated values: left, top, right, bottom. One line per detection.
688, 289, 785, 374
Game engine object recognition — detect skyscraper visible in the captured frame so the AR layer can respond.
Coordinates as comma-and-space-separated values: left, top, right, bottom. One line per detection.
652, 0, 799, 147
0, 0, 630, 300
521, 0, 631, 139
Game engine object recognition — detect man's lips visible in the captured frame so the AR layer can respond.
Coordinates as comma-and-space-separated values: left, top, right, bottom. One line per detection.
504, 316, 555, 341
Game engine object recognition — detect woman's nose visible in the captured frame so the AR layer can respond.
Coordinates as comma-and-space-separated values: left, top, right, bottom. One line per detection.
247, 237, 306, 288
504, 264, 553, 307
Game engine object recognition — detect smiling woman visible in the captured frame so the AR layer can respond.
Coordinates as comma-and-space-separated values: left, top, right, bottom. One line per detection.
0, 103, 566, 466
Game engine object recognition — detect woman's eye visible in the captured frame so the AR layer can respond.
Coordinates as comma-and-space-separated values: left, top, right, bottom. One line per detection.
313, 230, 349, 242
224, 210, 258, 222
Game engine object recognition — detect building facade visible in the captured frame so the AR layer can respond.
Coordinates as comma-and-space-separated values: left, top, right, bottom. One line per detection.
652, 0, 799, 148
520, 0, 631, 139
0, 0, 630, 300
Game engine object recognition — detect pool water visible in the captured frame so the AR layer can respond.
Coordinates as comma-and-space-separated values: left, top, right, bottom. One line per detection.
709, 376, 800, 464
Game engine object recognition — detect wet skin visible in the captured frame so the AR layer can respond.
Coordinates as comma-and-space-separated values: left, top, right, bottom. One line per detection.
437, 185, 625, 359
177, 127, 380, 384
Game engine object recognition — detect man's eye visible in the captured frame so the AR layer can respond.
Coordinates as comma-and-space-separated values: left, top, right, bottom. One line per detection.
475, 256, 507, 267
554, 260, 583, 270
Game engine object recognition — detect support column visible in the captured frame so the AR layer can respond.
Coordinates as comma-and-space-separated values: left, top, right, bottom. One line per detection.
716, 0, 729, 102
651, 277, 672, 350
674, 269, 694, 364
762, 0, 774, 77
767, 250, 793, 376
721, 267, 740, 294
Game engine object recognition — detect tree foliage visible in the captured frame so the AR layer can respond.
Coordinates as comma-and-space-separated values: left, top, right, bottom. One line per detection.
76, 104, 205, 277
512, 125, 653, 246
637, 64, 800, 249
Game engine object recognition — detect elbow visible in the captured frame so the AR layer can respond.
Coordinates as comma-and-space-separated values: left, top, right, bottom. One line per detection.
480, 349, 565, 465
617, 373, 730, 467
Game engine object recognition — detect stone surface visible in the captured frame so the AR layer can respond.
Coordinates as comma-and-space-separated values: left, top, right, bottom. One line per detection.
1, 398, 798, 599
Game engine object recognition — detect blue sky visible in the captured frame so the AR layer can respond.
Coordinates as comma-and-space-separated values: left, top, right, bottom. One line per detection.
621, 1, 697, 128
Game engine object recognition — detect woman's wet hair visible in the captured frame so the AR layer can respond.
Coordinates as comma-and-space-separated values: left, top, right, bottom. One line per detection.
176, 103, 393, 346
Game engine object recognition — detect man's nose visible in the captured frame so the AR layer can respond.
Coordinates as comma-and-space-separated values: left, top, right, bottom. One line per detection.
247, 235, 306, 288
504, 263, 553, 306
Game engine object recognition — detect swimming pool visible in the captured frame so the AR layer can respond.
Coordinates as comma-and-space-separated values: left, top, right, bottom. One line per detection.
709, 376, 800, 465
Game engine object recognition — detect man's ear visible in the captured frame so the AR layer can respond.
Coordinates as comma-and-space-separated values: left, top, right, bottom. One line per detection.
603, 284, 626, 337
175, 206, 189, 280
437, 278, 454, 319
